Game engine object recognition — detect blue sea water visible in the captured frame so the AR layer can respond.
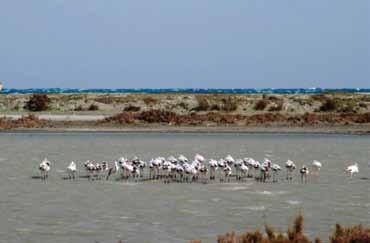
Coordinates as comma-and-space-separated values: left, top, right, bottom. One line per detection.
0, 88, 369, 95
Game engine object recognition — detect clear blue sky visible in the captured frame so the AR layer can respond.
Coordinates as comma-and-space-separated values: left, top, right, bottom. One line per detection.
1, 1, 369, 89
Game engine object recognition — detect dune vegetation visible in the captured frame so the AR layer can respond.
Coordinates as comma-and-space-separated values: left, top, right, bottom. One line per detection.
0, 93, 370, 131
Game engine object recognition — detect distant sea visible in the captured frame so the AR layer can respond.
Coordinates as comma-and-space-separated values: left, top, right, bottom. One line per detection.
1, 88, 369, 95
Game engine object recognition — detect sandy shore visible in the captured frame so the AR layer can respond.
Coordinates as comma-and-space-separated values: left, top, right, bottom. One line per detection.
1, 114, 108, 121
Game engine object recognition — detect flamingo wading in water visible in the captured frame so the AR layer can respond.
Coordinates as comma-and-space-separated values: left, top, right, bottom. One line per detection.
39, 158, 51, 180
67, 161, 77, 180
345, 163, 359, 178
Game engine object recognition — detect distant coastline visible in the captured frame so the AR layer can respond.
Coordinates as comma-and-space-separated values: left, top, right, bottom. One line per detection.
1, 88, 370, 95
0, 92, 369, 134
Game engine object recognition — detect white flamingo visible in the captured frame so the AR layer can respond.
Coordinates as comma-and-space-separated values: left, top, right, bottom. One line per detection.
152, 157, 164, 179
121, 159, 134, 180
253, 160, 261, 178
138, 160, 146, 178
175, 164, 185, 181
178, 155, 188, 164
84, 160, 96, 180
67, 161, 77, 180
260, 158, 272, 182
345, 163, 359, 178
300, 165, 309, 183
39, 158, 51, 180
223, 164, 232, 182
225, 155, 235, 166
244, 158, 255, 177
271, 163, 281, 182
148, 159, 155, 179
167, 156, 178, 164
239, 162, 249, 180
114, 161, 120, 174
285, 160, 296, 181
311, 160, 322, 176
198, 163, 208, 182
195, 154, 205, 163
208, 159, 218, 180
183, 161, 198, 182
234, 159, 244, 180
217, 158, 226, 179
162, 160, 173, 181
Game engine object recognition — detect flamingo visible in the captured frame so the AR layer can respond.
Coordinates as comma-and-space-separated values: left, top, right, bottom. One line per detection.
244, 158, 255, 177
106, 160, 120, 180
225, 155, 235, 166
67, 161, 77, 180
84, 160, 96, 180
253, 160, 261, 178
259, 158, 272, 182
138, 160, 146, 178
285, 160, 296, 181
178, 155, 188, 164
234, 159, 244, 180
217, 159, 226, 180
114, 160, 120, 173
99, 161, 110, 180
222, 165, 232, 183
183, 162, 198, 183
175, 164, 185, 182
148, 159, 155, 179
198, 163, 208, 183
239, 162, 249, 180
311, 160, 322, 176
208, 159, 218, 180
167, 156, 178, 164
121, 159, 134, 180
300, 165, 309, 183
152, 157, 164, 179
162, 160, 173, 182
195, 154, 205, 163
271, 164, 281, 182
39, 158, 51, 180
345, 163, 359, 178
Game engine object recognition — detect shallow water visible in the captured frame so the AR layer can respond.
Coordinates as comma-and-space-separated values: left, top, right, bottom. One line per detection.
0, 132, 369, 243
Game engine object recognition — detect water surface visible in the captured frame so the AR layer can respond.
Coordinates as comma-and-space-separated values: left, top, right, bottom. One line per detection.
0, 133, 369, 243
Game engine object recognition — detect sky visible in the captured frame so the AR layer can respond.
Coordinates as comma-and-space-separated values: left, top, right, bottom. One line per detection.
1, 1, 369, 89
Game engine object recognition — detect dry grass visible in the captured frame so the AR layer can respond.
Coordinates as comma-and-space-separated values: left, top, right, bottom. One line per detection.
0, 114, 46, 129
191, 215, 369, 243
101, 110, 370, 126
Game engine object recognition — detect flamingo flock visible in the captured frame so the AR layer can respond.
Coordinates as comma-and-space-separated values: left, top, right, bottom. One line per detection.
37, 155, 362, 183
